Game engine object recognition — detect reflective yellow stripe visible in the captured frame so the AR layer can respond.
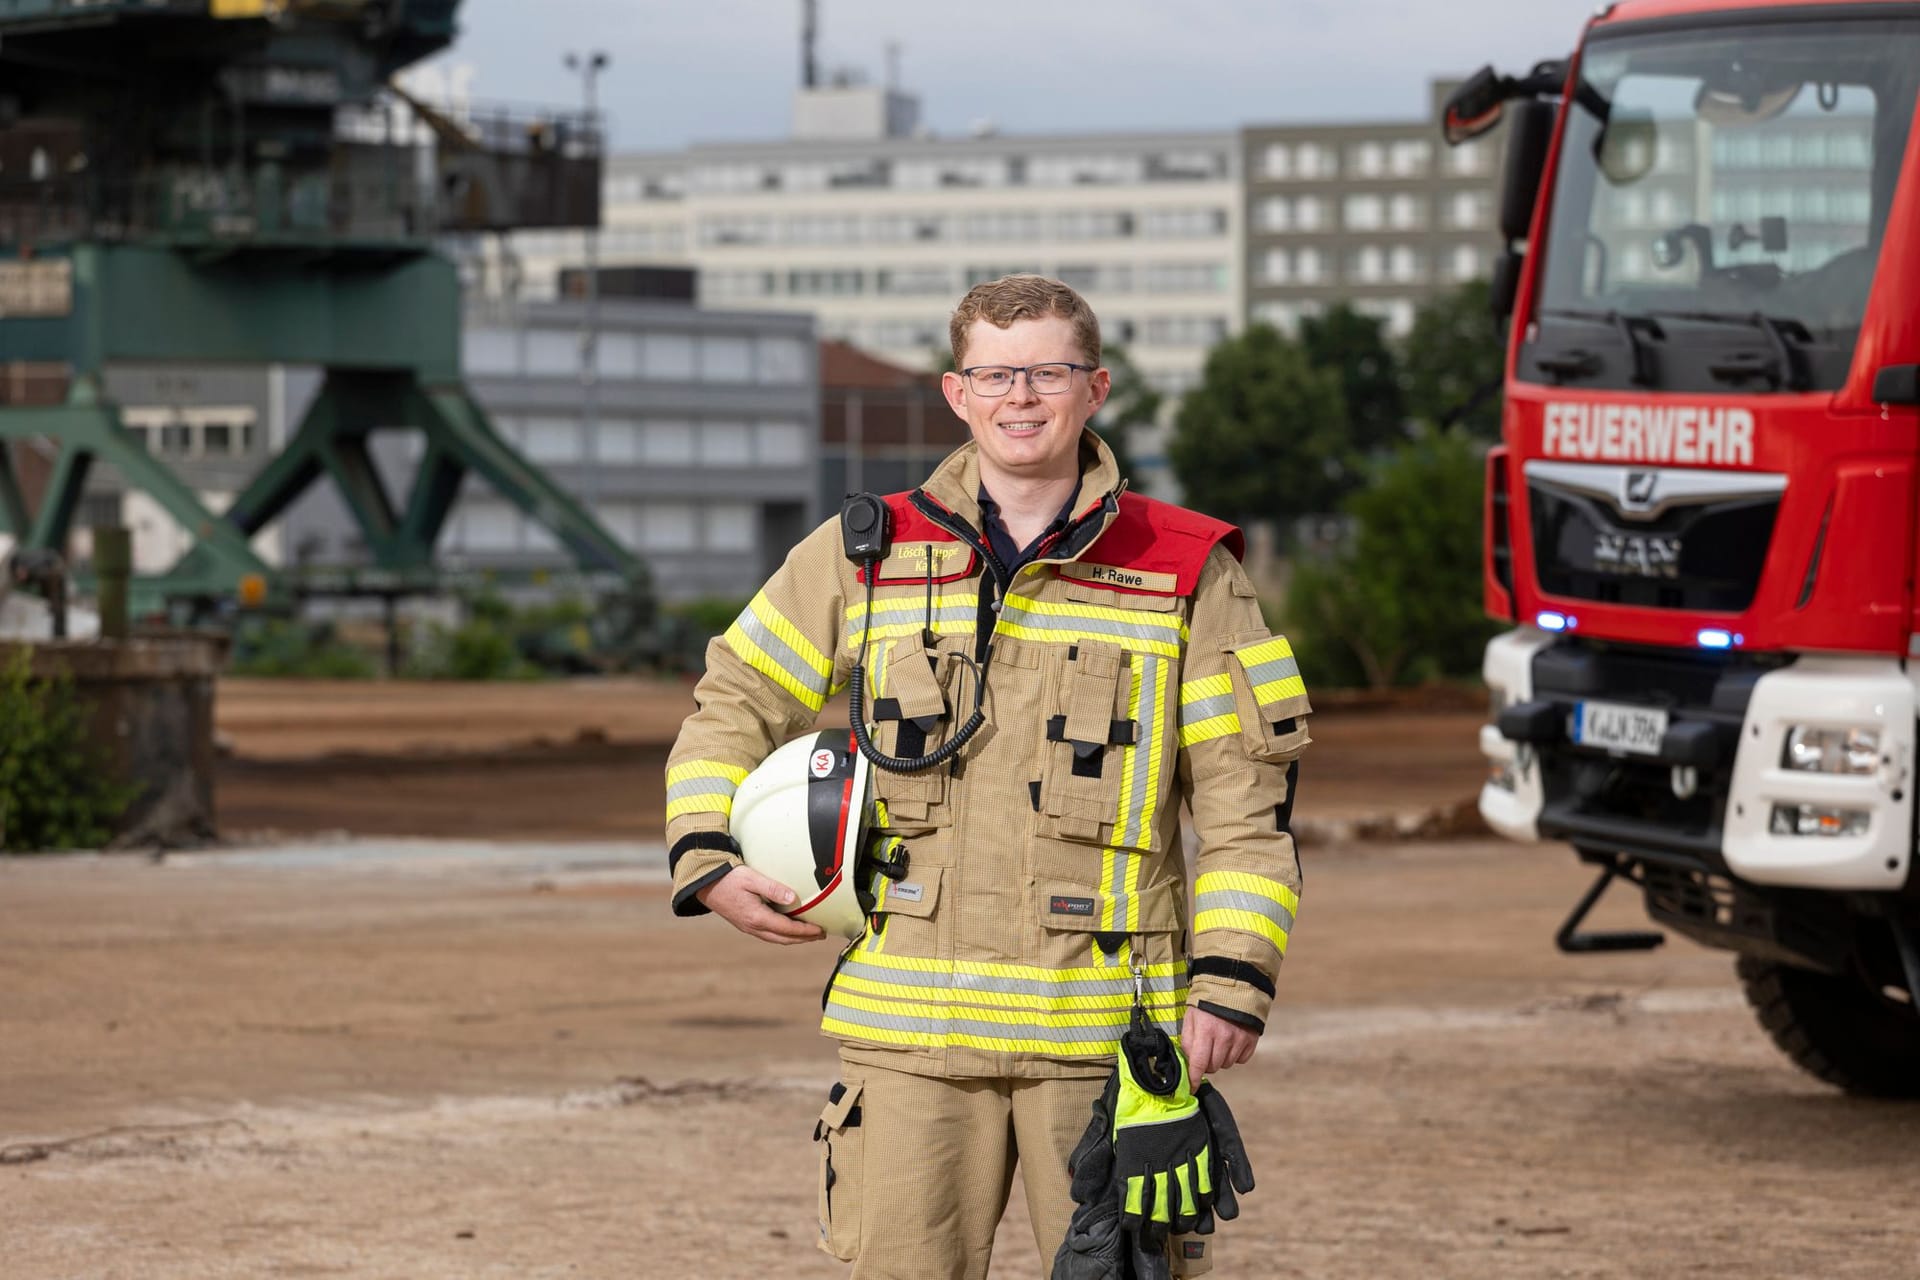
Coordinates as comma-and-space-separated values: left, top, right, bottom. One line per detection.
1179, 713, 1239, 747
1237, 636, 1294, 667
831, 971, 1184, 1015
1194, 907, 1292, 954
665, 761, 750, 786
1196, 870, 1301, 915
1252, 673, 1308, 705
1180, 674, 1233, 703
844, 949, 1186, 984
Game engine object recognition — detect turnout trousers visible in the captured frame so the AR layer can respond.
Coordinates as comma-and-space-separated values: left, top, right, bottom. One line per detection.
815, 1051, 1107, 1280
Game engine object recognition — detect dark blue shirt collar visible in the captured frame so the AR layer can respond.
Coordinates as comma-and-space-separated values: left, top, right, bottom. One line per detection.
977, 482, 1080, 575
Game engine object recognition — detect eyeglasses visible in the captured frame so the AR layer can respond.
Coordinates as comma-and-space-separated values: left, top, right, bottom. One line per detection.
959, 362, 1095, 396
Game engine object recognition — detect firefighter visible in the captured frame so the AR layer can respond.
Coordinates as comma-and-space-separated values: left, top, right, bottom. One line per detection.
664, 274, 1306, 1279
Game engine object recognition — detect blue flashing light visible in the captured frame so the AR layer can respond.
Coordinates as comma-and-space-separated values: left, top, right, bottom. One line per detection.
1537, 611, 1569, 633
1698, 628, 1734, 650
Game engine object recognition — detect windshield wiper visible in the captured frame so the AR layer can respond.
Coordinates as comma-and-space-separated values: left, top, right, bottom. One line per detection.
1536, 308, 1663, 386
1643, 309, 1813, 392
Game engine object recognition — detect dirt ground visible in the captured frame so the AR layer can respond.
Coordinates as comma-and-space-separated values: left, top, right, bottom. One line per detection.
212, 677, 1488, 840
7, 680, 1918, 1278
6, 838, 1920, 1279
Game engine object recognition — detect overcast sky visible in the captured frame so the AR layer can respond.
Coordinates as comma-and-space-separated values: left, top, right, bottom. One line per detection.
419, 0, 1605, 152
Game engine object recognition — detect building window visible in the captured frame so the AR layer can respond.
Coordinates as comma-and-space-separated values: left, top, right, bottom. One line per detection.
1389, 140, 1431, 176
525, 330, 578, 376
522, 417, 582, 464
756, 336, 808, 384
1294, 196, 1325, 231
1389, 245, 1423, 283
705, 503, 756, 553
1343, 194, 1384, 231
1028, 153, 1144, 186
642, 333, 696, 380
599, 420, 641, 464
788, 269, 864, 297
1260, 249, 1291, 284
1388, 193, 1424, 230
194, 413, 254, 457
1296, 247, 1324, 283
1448, 190, 1489, 229
1448, 142, 1488, 175
640, 419, 696, 465
1259, 143, 1291, 179
463, 502, 520, 552
463, 328, 519, 375
1450, 244, 1482, 282
1295, 144, 1336, 179
1351, 142, 1386, 177
596, 333, 642, 378
1143, 262, 1226, 293
757, 421, 809, 467
699, 420, 754, 467
699, 335, 754, 383
1256, 196, 1291, 232
639, 503, 698, 552
1143, 315, 1228, 346
594, 500, 640, 547
1352, 245, 1386, 283
1055, 209, 1134, 239
1140, 207, 1226, 239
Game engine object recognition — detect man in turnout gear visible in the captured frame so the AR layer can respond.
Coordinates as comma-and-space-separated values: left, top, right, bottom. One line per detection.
664, 275, 1307, 1279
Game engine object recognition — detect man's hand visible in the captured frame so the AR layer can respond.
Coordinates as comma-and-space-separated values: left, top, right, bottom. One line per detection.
695, 866, 828, 945
1181, 1004, 1258, 1080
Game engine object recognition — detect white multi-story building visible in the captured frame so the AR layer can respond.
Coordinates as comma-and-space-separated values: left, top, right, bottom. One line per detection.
474, 85, 1241, 497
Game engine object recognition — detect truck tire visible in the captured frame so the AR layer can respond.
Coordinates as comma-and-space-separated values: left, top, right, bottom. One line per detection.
1737, 956, 1920, 1098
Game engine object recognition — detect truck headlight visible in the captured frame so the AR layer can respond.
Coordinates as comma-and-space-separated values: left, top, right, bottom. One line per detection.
1782, 726, 1880, 776
1769, 803, 1871, 837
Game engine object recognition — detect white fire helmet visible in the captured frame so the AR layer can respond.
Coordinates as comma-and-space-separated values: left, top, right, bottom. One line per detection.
731, 730, 875, 939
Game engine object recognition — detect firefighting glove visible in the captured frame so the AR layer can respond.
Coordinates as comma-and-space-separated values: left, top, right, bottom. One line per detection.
1194, 1080, 1256, 1223
1111, 1012, 1214, 1248
1054, 1079, 1172, 1280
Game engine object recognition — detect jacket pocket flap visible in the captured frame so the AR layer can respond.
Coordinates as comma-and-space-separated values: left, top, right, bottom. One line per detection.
880, 636, 949, 723
870, 864, 942, 918
818, 1080, 864, 1133
1035, 876, 1181, 934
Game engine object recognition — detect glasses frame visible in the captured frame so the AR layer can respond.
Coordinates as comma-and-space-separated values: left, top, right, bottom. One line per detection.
957, 362, 1097, 396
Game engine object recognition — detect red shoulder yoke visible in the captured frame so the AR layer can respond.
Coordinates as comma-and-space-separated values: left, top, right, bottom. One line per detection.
1079, 493, 1243, 596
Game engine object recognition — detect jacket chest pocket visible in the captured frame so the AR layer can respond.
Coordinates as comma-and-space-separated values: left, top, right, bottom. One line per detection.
865, 632, 954, 831
1038, 640, 1172, 850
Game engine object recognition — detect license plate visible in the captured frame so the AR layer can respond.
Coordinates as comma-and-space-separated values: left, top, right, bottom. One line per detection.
1574, 700, 1669, 756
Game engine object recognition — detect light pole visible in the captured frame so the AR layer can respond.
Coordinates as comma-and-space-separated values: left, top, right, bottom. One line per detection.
565, 50, 608, 507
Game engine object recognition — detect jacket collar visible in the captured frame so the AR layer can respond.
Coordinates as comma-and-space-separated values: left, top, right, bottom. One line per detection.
917, 429, 1124, 564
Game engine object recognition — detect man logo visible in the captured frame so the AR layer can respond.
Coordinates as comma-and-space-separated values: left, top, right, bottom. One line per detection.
1623, 470, 1659, 509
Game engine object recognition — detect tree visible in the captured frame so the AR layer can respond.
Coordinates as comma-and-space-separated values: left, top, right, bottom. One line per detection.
1299, 304, 1406, 457
1089, 343, 1159, 482
1168, 323, 1349, 523
1403, 280, 1506, 440
1284, 430, 1497, 689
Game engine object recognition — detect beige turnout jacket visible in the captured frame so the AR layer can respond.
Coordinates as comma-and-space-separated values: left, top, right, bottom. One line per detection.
666, 434, 1308, 1079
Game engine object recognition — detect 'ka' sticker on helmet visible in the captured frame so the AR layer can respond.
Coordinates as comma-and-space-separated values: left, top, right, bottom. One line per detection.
810, 749, 836, 779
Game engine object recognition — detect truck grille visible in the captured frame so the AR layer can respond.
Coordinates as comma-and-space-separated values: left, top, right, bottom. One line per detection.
1526, 468, 1782, 612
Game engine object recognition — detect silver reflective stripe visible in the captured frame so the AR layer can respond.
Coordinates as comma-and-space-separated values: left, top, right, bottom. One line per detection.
825, 1000, 1183, 1045
666, 776, 740, 806
999, 600, 1181, 645
1179, 692, 1236, 726
851, 600, 979, 626
1194, 889, 1297, 934
1240, 652, 1300, 690
839, 959, 1183, 1001
735, 606, 831, 702
1118, 654, 1164, 852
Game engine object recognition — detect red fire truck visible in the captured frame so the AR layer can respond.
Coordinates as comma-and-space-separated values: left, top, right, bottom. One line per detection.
1447, 0, 1920, 1094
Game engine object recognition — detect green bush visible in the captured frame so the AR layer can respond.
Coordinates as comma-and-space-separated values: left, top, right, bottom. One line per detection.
230, 619, 379, 679
1285, 431, 1499, 689
0, 648, 138, 852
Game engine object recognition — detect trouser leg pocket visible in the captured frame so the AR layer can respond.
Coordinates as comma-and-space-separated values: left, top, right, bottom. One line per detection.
814, 1079, 865, 1261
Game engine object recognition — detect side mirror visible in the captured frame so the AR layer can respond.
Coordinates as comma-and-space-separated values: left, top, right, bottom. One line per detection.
1500, 99, 1557, 243
1490, 249, 1523, 331
1443, 66, 1507, 145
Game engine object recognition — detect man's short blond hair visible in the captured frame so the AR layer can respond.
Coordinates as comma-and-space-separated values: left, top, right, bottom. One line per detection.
949, 274, 1101, 369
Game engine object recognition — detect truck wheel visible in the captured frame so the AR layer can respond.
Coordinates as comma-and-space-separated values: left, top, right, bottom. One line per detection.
1737, 956, 1920, 1098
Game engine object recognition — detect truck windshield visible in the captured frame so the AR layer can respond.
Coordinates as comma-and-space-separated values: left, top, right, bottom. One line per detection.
1535, 17, 1920, 391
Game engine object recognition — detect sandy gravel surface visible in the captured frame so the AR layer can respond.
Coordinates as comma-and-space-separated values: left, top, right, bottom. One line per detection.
6, 838, 1918, 1279
212, 678, 1486, 840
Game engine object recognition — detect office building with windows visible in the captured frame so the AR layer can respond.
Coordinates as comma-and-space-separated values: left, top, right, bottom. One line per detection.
1240, 83, 1508, 340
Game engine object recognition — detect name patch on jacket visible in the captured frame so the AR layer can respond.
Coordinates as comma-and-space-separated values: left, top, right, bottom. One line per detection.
1049, 895, 1097, 916
1059, 562, 1178, 593
874, 541, 976, 583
